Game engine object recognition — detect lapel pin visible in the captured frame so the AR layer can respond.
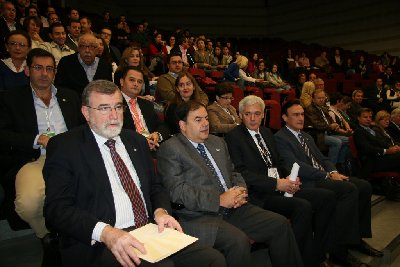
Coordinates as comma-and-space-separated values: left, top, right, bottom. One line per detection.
134, 148, 137, 152
216, 148, 220, 152
62, 98, 66, 102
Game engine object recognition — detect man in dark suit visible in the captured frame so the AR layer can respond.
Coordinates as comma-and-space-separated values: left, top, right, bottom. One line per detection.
65, 19, 80, 52
225, 95, 336, 267
0, 1, 23, 58
363, 78, 391, 113
387, 108, 400, 143
120, 67, 169, 151
353, 108, 400, 200
100, 26, 121, 65
275, 100, 381, 266
0, 48, 83, 267
43, 80, 226, 267
157, 100, 303, 267
55, 33, 113, 96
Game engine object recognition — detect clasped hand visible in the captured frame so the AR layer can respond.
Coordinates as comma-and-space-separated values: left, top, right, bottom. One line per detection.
220, 186, 248, 208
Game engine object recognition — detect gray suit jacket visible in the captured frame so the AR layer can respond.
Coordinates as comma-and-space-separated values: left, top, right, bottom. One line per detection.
157, 133, 246, 245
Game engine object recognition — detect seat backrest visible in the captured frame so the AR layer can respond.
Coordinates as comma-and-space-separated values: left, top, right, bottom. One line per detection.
348, 136, 359, 159
231, 85, 244, 110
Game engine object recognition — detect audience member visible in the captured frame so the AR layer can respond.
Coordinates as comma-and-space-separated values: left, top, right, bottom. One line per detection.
221, 45, 233, 66
40, 22, 75, 66
305, 89, 347, 165
0, 1, 23, 58
23, 16, 44, 49
356, 55, 368, 78
387, 108, 400, 143
55, 33, 113, 96
165, 71, 206, 135
170, 36, 193, 67
314, 51, 330, 72
148, 33, 168, 74
225, 95, 336, 266
156, 53, 208, 103
275, 100, 379, 266
43, 80, 226, 267
348, 89, 365, 126
79, 16, 93, 35
331, 49, 343, 72
166, 35, 176, 54
266, 63, 291, 91
298, 52, 310, 69
67, 7, 80, 21
374, 110, 397, 145
224, 55, 263, 89
207, 82, 241, 134
294, 72, 306, 98
130, 22, 150, 48
379, 66, 396, 86
194, 38, 213, 71
120, 67, 169, 151
100, 26, 121, 65
157, 100, 303, 267
353, 108, 400, 200
386, 80, 400, 108
65, 19, 80, 52
299, 81, 315, 108
0, 30, 30, 90
0, 48, 83, 267
363, 78, 391, 113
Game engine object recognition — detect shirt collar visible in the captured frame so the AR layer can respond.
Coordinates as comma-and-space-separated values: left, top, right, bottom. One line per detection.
91, 128, 122, 148
78, 54, 98, 66
31, 83, 58, 98
168, 71, 179, 79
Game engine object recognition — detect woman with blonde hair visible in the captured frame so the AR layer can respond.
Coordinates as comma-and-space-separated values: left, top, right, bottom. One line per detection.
374, 110, 397, 145
224, 55, 263, 89
114, 46, 157, 98
300, 81, 316, 108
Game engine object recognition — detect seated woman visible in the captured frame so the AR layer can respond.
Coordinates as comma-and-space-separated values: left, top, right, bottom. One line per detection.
221, 45, 233, 66
300, 81, 316, 108
386, 81, 400, 108
114, 46, 156, 100
266, 64, 291, 92
212, 46, 227, 70
148, 33, 168, 75
0, 30, 30, 90
165, 71, 207, 135
95, 35, 117, 74
23, 16, 44, 49
252, 60, 271, 88
224, 55, 263, 89
194, 38, 213, 72
207, 82, 241, 135
374, 110, 398, 146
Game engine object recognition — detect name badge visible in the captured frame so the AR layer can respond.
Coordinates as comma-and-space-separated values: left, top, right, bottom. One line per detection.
268, 168, 280, 179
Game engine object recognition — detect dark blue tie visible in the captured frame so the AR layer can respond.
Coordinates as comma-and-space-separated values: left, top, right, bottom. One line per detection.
197, 144, 226, 192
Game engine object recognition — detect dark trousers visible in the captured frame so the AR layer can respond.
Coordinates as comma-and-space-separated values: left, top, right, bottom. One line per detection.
262, 188, 336, 266
219, 203, 304, 267
315, 176, 372, 248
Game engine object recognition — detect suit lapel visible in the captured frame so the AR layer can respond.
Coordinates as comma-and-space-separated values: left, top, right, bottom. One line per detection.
122, 98, 136, 130
204, 136, 232, 188
20, 86, 39, 135
80, 125, 114, 209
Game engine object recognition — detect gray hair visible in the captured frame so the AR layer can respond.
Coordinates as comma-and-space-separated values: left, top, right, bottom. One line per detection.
238, 95, 265, 114
82, 80, 120, 106
391, 108, 400, 120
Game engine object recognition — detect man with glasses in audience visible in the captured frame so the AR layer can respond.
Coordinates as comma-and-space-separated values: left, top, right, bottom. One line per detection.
65, 19, 81, 52
100, 26, 121, 64
156, 52, 208, 104
0, 48, 83, 267
0, 1, 23, 57
55, 33, 113, 95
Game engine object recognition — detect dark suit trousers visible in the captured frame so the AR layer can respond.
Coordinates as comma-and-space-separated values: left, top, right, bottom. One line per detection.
97, 241, 226, 267
219, 203, 304, 267
262, 188, 336, 266
315, 176, 372, 247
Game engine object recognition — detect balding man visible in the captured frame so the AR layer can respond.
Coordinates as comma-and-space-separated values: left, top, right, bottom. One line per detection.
55, 33, 113, 95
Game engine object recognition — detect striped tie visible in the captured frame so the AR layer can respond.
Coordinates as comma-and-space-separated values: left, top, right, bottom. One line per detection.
298, 133, 325, 171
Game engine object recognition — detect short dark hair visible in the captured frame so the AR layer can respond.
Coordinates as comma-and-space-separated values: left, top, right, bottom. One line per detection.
68, 19, 80, 26
121, 66, 143, 79
101, 26, 112, 33
175, 100, 205, 123
215, 82, 233, 96
311, 89, 325, 99
282, 100, 302, 116
23, 16, 42, 31
26, 48, 56, 68
342, 96, 352, 104
357, 107, 372, 117
49, 22, 64, 34
5, 30, 31, 48
167, 52, 182, 63
82, 80, 119, 106
329, 92, 343, 105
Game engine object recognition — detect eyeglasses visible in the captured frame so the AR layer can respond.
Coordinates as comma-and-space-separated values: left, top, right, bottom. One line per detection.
178, 81, 193, 88
7, 41, 28, 48
220, 96, 234, 100
31, 64, 56, 72
170, 60, 183, 65
79, 44, 98, 50
86, 104, 126, 115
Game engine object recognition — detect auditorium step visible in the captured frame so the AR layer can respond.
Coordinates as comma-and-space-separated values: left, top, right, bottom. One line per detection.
348, 195, 400, 267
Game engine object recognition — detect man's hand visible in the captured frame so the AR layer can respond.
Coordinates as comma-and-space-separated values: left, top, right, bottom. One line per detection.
37, 134, 51, 148
329, 123, 340, 131
138, 95, 155, 102
329, 172, 349, 181
146, 133, 160, 151
100, 225, 146, 267
154, 208, 183, 233
220, 187, 248, 209
386, 146, 400, 154
276, 177, 301, 194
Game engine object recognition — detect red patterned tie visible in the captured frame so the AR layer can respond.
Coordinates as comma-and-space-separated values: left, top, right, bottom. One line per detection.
129, 98, 144, 134
105, 139, 148, 227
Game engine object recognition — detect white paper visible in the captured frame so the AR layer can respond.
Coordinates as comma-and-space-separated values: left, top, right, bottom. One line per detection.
284, 162, 300, 197
129, 223, 198, 263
